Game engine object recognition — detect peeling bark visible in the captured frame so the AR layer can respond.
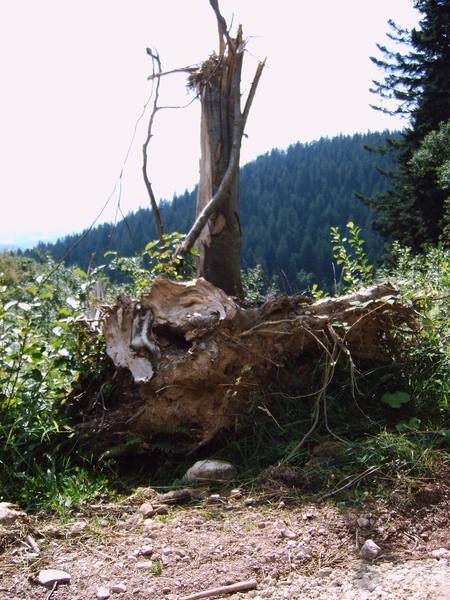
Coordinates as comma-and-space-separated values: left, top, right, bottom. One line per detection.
69, 278, 416, 455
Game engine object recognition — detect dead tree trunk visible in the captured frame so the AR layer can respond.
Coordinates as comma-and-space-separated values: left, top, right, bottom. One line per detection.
173, 2, 264, 292
188, 7, 245, 298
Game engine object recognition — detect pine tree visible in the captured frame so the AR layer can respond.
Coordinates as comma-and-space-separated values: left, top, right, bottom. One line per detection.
362, 0, 450, 251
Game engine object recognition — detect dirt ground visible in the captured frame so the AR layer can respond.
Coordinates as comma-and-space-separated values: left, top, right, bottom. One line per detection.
1, 470, 450, 600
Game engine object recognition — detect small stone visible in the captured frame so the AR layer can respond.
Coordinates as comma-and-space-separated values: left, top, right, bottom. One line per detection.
278, 501, 286, 509
257, 522, 266, 529
360, 539, 381, 559
174, 549, 187, 557
70, 521, 88, 536
184, 459, 236, 482
357, 517, 370, 528
303, 512, 314, 520
162, 586, 171, 594
141, 545, 154, 556
137, 561, 154, 569
431, 548, 450, 559
138, 503, 155, 517
281, 528, 297, 539
124, 513, 144, 529
111, 583, 127, 593
40, 524, 63, 537
97, 586, 110, 599
35, 569, 71, 586
156, 505, 168, 515
318, 567, 333, 578
208, 494, 221, 503
244, 498, 254, 506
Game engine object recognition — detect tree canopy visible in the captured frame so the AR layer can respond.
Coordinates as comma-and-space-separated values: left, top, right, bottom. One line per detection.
362, 0, 450, 251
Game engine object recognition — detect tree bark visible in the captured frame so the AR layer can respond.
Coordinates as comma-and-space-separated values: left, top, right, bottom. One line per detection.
189, 19, 245, 297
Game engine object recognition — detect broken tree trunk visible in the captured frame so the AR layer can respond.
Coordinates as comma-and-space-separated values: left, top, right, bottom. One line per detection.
70, 278, 416, 455
185, 1, 261, 299
193, 45, 244, 298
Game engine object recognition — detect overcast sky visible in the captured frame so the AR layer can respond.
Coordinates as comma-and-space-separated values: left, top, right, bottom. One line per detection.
0, 1, 420, 249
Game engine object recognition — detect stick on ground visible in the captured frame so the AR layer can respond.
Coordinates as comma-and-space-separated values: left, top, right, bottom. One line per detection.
179, 579, 257, 600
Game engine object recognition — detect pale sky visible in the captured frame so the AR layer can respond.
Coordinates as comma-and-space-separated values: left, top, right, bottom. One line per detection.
0, 1, 420, 249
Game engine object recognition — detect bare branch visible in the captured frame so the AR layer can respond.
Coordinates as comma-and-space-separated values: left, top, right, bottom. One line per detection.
242, 58, 266, 126
209, 0, 232, 55
147, 66, 197, 81
143, 48, 165, 248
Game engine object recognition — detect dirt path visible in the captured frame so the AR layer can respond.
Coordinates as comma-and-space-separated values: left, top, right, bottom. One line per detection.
1, 483, 450, 600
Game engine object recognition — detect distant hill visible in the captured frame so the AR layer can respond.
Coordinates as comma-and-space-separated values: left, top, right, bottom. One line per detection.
28, 131, 396, 292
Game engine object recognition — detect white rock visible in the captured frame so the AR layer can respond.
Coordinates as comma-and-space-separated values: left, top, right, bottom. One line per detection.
137, 561, 154, 569
97, 586, 110, 599
140, 544, 154, 556
360, 539, 381, 560
431, 548, 450, 559
111, 582, 127, 593
34, 569, 71, 586
183, 460, 236, 482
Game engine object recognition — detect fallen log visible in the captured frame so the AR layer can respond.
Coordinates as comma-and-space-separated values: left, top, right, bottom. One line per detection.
70, 276, 416, 454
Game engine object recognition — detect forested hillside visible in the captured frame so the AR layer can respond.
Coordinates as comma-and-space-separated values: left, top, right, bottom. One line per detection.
30, 131, 396, 291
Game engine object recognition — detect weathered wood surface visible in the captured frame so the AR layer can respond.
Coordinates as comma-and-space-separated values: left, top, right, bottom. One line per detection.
74, 276, 415, 454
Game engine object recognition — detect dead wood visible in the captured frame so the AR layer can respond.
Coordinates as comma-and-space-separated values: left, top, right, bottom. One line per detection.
69, 277, 416, 455
179, 579, 258, 600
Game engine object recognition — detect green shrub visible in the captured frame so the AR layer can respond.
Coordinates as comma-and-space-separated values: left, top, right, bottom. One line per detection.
0, 254, 110, 509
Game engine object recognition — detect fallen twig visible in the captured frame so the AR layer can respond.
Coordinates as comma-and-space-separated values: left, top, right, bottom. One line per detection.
320, 465, 379, 500
179, 579, 257, 600
26, 535, 40, 554
46, 581, 57, 600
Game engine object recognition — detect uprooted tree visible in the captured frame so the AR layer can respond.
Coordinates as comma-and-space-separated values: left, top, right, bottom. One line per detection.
70, 277, 416, 455
66, 3, 418, 457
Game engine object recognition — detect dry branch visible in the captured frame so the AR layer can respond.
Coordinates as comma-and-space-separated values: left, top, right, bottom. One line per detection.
179, 579, 257, 600
143, 48, 165, 248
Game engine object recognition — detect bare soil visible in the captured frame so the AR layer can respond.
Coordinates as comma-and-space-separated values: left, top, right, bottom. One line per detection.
1, 471, 450, 600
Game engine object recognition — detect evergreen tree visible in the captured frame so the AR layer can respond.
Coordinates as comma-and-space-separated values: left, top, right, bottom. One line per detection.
363, 0, 450, 251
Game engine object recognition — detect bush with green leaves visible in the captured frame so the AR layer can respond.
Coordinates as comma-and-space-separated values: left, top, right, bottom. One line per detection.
107, 231, 199, 294
377, 242, 450, 427
331, 221, 373, 294
0, 252, 111, 510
